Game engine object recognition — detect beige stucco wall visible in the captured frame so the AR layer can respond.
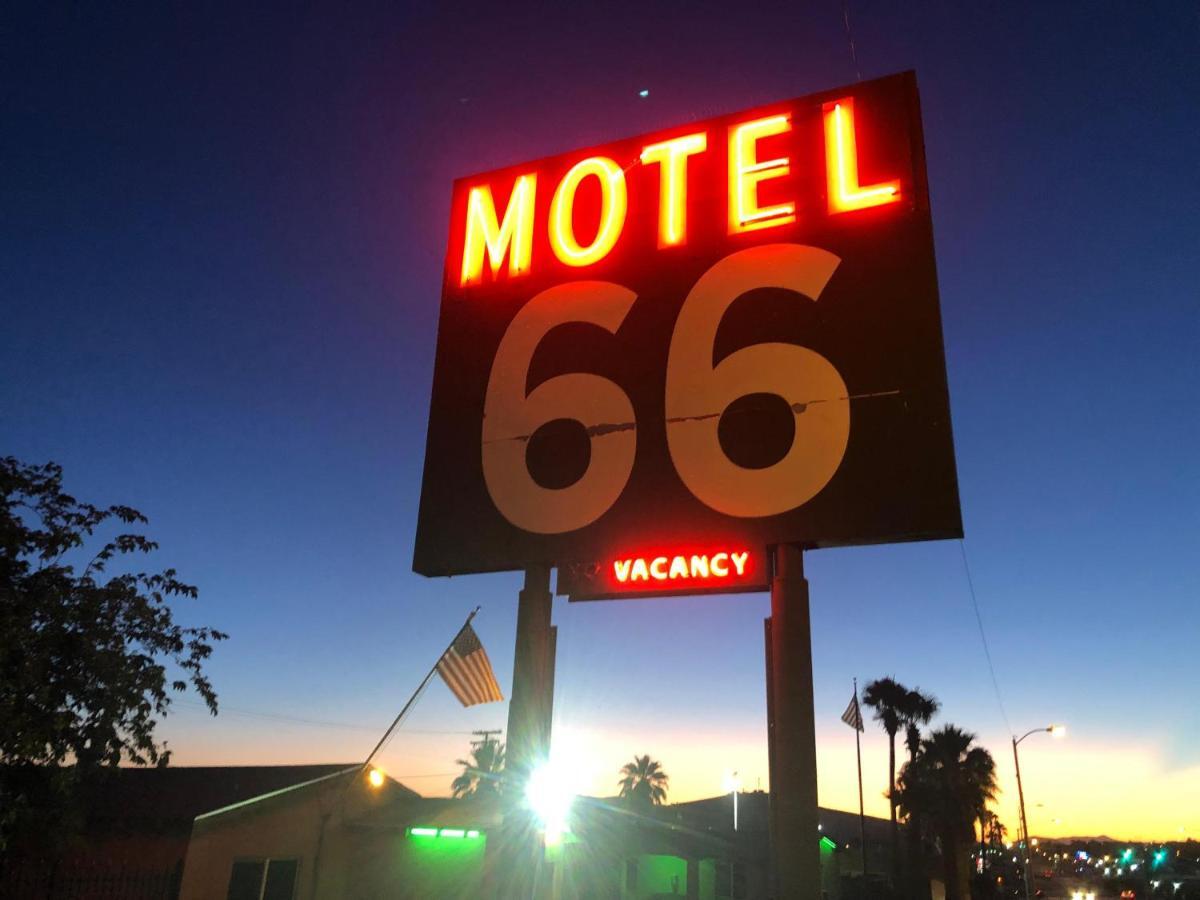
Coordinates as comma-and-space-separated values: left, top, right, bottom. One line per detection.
179, 773, 404, 900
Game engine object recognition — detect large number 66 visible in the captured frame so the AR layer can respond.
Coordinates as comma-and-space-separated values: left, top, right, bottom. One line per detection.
481, 243, 850, 534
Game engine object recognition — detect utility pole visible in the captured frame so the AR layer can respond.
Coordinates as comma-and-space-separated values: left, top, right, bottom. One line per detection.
470, 729, 503, 749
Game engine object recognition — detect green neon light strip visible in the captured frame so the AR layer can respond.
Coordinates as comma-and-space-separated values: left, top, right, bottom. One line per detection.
406, 826, 485, 839
820, 836, 837, 851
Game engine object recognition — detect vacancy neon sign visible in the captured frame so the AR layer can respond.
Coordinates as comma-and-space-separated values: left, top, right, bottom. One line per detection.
559, 547, 767, 601
614, 550, 751, 584
456, 94, 903, 287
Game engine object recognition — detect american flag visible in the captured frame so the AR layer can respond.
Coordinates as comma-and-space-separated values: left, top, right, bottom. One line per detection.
841, 692, 864, 732
437, 623, 503, 707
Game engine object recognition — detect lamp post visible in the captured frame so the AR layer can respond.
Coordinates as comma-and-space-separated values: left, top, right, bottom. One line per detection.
1013, 725, 1065, 900
724, 771, 742, 832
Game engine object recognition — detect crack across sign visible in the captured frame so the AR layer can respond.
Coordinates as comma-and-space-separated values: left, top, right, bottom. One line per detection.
482, 389, 901, 444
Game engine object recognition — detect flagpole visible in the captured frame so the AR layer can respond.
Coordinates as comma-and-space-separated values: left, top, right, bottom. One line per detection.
855, 677, 868, 878
357, 606, 481, 780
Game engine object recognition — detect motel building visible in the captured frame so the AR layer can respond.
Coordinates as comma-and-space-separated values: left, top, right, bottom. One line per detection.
179, 767, 893, 899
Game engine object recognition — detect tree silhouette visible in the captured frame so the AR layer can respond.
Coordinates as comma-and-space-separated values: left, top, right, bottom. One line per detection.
900, 686, 940, 896
862, 676, 910, 872
902, 688, 940, 763
0, 457, 226, 852
896, 725, 998, 900
618, 754, 668, 808
450, 737, 505, 798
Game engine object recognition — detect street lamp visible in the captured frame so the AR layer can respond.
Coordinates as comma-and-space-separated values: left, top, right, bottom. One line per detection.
723, 771, 742, 831
1013, 725, 1065, 900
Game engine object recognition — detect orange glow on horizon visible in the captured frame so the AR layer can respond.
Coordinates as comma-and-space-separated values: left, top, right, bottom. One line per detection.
640, 132, 708, 247
823, 98, 900, 213
460, 174, 537, 286
728, 115, 796, 233
549, 156, 627, 266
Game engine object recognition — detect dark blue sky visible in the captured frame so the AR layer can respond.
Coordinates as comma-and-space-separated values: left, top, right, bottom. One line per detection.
3, 2, 1197, 836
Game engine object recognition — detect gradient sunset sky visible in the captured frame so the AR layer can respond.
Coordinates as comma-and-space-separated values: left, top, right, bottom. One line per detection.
3, 2, 1197, 841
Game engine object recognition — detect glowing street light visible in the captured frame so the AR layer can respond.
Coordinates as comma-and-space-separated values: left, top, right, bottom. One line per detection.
723, 770, 742, 832
1013, 724, 1066, 900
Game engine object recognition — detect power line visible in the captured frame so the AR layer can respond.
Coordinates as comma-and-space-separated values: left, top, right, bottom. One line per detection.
841, 0, 863, 82
173, 699, 482, 736
959, 539, 1012, 734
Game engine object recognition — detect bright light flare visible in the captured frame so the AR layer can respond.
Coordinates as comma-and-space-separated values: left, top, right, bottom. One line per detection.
526, 761, 573, 842
1050, 724, 1067, 738
367, 767, 385, 789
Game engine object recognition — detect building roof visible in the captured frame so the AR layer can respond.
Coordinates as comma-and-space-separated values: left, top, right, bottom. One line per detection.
76, 764, 364, 837
660, 792, 893, 846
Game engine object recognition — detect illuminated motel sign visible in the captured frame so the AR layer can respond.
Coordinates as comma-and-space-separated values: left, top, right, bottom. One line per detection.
414, 72, 962, 598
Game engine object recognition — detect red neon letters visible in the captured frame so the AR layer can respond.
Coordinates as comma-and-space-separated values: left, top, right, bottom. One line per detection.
458, 96, 900, 286
613, 550, 751, 584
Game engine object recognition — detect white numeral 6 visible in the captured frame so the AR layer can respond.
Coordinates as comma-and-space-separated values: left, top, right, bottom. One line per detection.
482, 244, 849, 533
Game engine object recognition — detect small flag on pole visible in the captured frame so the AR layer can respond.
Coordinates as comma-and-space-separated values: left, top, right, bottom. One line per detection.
841, 691, 864, 732
437, 623, 504, 707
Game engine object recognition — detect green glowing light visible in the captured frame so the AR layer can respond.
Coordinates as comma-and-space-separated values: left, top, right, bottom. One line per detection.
407, 825, 485, 840
820, 836, 837, 851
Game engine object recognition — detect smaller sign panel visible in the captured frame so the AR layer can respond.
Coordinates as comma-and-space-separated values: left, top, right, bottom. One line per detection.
558, 546, 769, 601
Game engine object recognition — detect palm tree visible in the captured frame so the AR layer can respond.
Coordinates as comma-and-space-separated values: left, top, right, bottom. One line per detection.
450, 737, 505, 799
901, 687, 940, 895
902, 688, 940, 763
862, 677, 910, 871
985, 813, 1006, 847
618, 755, 669, 808
896, 725, 998, 900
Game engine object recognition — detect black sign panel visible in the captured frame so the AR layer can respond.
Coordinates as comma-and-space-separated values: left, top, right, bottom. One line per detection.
414, 71, 961, 580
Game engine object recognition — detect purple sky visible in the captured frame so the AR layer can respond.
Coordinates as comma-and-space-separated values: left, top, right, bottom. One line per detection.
3, 2, 1197, 838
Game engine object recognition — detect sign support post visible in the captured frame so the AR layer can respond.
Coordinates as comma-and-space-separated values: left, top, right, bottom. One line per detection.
506, 565, 555, 779
487, 566, 556, 898
768, 544, 819, 900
